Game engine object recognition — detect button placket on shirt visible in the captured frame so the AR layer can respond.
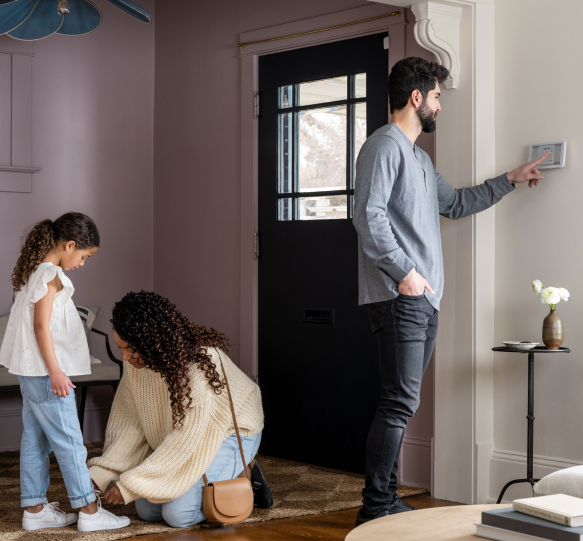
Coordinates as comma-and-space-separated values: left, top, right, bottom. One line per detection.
413, 146, 428, 193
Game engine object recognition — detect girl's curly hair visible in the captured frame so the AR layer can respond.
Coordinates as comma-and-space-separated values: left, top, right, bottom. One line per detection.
11, 212, 100, 292
111, 291, 230, 428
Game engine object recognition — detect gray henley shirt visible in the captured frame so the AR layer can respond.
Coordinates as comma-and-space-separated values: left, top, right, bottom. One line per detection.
353, 123, 515, 310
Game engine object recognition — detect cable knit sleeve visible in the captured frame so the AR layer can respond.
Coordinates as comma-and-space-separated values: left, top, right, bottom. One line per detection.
87, 371, 151, 492
115, 370, 217, 504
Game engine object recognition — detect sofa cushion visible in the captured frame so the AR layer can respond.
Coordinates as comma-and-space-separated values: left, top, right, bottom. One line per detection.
534, 466, 583, 498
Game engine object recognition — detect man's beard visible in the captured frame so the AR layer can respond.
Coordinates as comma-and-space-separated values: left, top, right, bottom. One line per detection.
417, 99, 438, 133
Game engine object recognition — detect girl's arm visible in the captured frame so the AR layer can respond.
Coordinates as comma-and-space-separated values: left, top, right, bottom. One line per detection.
33, 275, 76, 397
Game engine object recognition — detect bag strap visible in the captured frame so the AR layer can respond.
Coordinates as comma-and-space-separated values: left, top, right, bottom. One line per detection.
203, 349, 251, 486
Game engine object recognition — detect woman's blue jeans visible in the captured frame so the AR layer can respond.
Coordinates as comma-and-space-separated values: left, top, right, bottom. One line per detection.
18, 376, 96, 509
135, 431, 262, 528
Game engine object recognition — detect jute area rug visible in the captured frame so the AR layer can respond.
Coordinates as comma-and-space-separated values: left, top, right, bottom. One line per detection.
0, 442, 427, 540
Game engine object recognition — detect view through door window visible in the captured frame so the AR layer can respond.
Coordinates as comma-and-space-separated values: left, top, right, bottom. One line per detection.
277, 74, 367, 221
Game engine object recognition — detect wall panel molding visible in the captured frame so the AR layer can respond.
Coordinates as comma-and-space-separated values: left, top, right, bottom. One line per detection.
0, 38, 40, 193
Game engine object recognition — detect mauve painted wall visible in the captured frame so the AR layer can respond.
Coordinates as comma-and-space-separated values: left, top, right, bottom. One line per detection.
152, 0, 371, 363
0, 0, 155, 450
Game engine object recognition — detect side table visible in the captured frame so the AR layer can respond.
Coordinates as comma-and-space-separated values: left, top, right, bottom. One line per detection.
492, 345, 570, 503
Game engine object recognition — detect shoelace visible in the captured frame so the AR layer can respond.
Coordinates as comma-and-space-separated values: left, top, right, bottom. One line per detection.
44, 502, 66, 521
93, 490, 119, 519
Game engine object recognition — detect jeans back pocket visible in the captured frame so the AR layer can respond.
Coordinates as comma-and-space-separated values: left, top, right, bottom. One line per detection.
17, 376, 50, 404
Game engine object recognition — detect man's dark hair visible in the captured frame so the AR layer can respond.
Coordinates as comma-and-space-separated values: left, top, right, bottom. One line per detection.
388, 57, 449, 113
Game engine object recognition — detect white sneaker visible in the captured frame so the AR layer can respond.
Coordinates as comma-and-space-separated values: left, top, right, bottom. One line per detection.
22, 502, 77, 530
77, 492, 130, 532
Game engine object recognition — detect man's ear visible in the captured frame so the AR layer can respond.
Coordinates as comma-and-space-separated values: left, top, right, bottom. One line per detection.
411, 89, 423, 110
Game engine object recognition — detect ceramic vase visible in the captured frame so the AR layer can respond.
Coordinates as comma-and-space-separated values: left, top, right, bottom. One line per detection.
542, 309, 564, 350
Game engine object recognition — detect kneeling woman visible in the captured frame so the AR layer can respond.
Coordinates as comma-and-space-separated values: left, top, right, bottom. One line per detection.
88, 292, 266, 528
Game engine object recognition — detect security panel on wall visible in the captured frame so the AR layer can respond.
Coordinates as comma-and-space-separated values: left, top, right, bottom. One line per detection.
528, 141, 567, 169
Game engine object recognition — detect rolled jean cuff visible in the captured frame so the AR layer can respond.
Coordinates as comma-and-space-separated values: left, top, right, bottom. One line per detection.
69, 489, 96, 509
20, 494, 48, 507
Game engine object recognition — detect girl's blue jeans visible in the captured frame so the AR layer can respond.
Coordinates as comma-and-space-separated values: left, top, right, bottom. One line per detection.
18, 376, 96, 509
135, 431, 262, 528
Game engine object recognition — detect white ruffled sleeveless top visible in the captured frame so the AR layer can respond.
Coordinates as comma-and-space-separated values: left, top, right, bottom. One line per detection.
0, 262, 90, 376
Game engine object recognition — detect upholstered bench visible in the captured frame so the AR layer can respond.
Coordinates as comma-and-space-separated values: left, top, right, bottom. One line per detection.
0, 310, 123, 435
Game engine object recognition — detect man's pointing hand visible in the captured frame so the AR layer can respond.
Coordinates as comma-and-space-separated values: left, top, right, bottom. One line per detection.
507, 152, 550, 188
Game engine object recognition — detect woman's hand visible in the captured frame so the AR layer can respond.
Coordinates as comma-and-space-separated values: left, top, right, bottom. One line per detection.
49, 369, 76, 397
104, 484, 125, 505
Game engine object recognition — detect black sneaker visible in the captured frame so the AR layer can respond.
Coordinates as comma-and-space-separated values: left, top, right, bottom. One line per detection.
354, 508, 390, 528
389, 496, 416, 514
251, 460, 274, 509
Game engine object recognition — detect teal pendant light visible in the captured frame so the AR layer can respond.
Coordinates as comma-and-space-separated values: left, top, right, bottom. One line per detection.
0, 0, 152, 41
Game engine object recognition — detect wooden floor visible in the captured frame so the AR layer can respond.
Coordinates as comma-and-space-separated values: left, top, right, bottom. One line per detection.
138, 494, 462, 541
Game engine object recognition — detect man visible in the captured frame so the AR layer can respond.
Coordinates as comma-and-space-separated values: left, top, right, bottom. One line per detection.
352, 56, 549, 527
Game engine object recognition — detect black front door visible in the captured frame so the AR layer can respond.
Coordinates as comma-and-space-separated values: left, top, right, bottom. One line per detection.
258, 34, 390, 474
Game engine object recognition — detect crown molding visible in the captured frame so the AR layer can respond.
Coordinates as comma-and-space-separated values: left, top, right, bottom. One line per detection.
411, 2, 462, 89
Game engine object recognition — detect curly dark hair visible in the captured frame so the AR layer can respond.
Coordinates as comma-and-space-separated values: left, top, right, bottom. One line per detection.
388, 56, 449, 113
11, 212, 100, 292
111, 291, 230, 428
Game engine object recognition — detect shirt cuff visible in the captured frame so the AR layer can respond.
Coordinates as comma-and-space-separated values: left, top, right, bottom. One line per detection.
502, 173, 517, 191
378, 248, 416, 283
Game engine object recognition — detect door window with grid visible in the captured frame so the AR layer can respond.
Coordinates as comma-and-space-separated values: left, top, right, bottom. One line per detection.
277, 74, 367, 221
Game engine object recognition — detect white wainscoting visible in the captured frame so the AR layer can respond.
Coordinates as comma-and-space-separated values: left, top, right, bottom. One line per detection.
488, 449, 583, 503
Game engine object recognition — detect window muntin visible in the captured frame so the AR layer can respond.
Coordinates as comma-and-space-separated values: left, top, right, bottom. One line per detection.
277, 73, 367, 221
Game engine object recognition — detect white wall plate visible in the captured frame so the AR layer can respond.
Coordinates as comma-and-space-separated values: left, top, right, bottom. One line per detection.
528, 141, 567, 169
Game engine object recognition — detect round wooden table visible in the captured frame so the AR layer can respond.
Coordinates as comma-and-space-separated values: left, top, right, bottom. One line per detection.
346, 504, 511, 541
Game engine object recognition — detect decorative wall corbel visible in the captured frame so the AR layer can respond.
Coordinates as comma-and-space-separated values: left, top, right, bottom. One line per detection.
411, 2, 462, 89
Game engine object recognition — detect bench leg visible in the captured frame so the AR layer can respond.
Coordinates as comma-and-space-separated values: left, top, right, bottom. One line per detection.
78, 386, 87, 436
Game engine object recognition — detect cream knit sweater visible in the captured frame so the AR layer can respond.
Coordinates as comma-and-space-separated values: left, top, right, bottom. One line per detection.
88, 348, 264, 504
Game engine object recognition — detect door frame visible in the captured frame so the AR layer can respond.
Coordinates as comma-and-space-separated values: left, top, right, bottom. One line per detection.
239, 0, 497, 505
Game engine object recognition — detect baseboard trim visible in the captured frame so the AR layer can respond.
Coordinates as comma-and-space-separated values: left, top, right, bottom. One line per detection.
489, 448, 583, 503
400, 436, 432, 490
403, 436, 432, 449
492, 449, 582, 470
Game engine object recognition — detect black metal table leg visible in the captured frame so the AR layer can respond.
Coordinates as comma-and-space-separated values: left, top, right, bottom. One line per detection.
496, 351, 540, 503
493, 346, 569, 504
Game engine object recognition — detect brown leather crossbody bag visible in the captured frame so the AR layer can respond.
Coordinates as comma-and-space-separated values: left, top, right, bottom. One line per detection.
202, 351, 254, 524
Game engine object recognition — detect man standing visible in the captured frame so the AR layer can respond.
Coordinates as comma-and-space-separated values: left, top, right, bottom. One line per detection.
352, 57, 549, 527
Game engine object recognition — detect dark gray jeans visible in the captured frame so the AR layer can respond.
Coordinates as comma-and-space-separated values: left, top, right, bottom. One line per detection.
362, 295, 438, 515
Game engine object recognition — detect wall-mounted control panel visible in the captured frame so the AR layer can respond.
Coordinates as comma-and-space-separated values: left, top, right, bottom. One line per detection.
528, 141, 567, 169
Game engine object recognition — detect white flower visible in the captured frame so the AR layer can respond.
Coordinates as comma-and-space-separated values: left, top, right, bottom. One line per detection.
541, 287, 561, 305
558, 288, 570, 301
532, 280, 543, 294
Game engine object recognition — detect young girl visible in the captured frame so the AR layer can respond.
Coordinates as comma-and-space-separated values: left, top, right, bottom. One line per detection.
0, 213, 129, 532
